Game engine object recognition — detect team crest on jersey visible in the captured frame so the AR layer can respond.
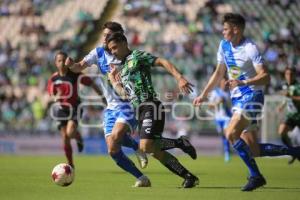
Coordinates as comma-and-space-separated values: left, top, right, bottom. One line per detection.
128, 60, 134, 68
229, 66, 241, 79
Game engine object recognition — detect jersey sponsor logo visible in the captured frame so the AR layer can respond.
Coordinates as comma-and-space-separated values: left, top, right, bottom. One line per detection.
142, 119, 152, 127
128, 60, 134, 68
228, 66, 241, 79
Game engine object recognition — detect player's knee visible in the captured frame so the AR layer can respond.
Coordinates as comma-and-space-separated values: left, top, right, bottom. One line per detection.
107, 144, 120, 156
225, 129, 237, 144
106, 137, 120, 156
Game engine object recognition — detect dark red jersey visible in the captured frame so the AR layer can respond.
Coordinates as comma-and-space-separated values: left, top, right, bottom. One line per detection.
47, 71, 92, 107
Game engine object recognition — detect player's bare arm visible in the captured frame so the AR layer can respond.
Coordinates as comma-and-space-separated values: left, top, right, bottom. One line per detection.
108, 64, 128, 100
65, 57, 89, 73
193, 63, 226, 106
154, 57, 193, 95
226, 64, 270, 89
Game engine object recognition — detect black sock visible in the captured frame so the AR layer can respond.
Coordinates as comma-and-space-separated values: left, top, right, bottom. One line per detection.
159, 151, 189, 178
160, 137, 183, 150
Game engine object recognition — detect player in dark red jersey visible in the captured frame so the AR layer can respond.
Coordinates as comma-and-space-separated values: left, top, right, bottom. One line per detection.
47, 51, 103, 168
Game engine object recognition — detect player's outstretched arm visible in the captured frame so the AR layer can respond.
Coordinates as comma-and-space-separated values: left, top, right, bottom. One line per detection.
65, 57, 89, 73
108, 64, 128, 100
193, 63, 226, 106
154, 57, 193, 95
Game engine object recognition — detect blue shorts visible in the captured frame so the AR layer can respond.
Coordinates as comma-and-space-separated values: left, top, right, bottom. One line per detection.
231, 90, 264, 126
103, 104, 137, 137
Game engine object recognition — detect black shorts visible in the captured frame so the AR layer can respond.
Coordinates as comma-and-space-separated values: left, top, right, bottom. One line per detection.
137, 100, 165, 139
52, 105, 80, 130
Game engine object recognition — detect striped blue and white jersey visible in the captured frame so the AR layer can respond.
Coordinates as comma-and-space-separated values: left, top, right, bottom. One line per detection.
217, 38, 264, 98
209, 88, 232, 121
84, 46, 130, 110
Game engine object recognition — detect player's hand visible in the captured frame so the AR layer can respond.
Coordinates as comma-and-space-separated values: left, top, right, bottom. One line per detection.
109, 64, 121, 82
65, 57, 74, 68
226, 79, 243, 90
178, 77, 194, 95
193, 95, 206, 106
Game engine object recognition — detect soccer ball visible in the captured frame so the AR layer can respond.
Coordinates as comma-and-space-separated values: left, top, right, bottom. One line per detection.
51, 163, 74, 186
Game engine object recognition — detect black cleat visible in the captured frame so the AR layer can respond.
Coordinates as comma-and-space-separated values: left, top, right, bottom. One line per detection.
179, 136, 197, 160
288, 156, 297, 165
182, 173, 199, 188
288, 156, 300, 165
241, 175, 266, 191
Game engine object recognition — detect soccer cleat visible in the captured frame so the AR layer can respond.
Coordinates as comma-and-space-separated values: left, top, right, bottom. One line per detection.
288, 156, 297, 165
182, 173, 199, 188
241, 175, 266, 191
179, 136, 197, 160
224, 151, 230, 163
288, 156, 300, 165
133, 175, 151, 187
135, 149, 148, 169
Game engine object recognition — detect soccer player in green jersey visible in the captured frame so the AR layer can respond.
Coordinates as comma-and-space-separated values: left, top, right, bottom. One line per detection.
278, 67, 300, 164
106, 32, 199, 188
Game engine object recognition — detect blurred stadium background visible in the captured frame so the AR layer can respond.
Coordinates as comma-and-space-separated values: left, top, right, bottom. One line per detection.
0, 0, 299, 155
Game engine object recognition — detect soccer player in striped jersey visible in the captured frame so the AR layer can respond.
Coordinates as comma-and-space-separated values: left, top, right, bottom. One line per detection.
193, 13, 300, 191
67, 22, 150, 187
48, 51, 103, 168
107, 32, 199, 188
209, 77, 232, 162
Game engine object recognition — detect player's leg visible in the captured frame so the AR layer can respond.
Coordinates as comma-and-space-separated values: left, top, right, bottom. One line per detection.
242, 125, 300, 161
278, 123, 293, 147
59, 124, 74, 168
279, 113, 299, 164
139, 138, 198, 188
217, 120, 231, 162
66, 120, 84, 152
225, 113, 265, 191
116, 105, 148, 168
138, 101, 198, 188
140, 102, 197, 159
106, 122, 150, 187
159, 136, 197, 159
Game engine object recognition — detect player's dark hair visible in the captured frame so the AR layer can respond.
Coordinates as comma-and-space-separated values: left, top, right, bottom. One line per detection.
285, 66, 296, 73
106, 32, 128, 44
103, 21, 124, 34
222, 13, 245, 30
54, 51, 68, 60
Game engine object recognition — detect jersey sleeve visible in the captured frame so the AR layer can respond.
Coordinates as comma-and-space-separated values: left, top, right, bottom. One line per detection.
247, 43, 263, 67
83, 48, 98, 66
47, 78, 56, 95
217, 41, 225, 64
79, 74, 93, 86
141, 51, 157, 67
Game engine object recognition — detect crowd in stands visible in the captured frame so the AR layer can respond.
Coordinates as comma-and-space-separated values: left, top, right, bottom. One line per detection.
0, 0, 299, 136
0, 0, 100, 135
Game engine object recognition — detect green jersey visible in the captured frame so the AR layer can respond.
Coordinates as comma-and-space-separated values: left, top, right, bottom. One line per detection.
284, 81, 300, 113
120, 50, 157, 107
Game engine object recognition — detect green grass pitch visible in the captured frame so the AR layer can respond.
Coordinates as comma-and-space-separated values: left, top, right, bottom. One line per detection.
0, 155, 300, 200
